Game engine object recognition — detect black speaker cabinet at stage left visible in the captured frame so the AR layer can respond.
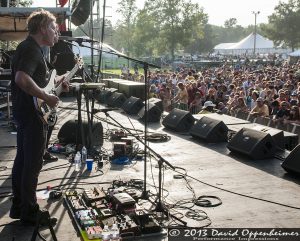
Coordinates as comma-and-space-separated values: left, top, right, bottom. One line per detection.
58, 120, 103, 147
190, 116, 228, 142
107, 92, 127, 108
122, 96, 144, 115
162, 108, 195, 132
138, 103, 162, 122
281, 145, 300, 175
227, 127, 276, 160
71, 0, 94, 26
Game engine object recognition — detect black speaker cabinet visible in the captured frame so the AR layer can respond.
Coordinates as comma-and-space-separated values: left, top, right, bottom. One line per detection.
190, 116, 228, 142
58, 120, 103, 147
248, 126, 284, 150
138, 103, 162, 122
145, 98, 163, 113
227, 128, 276, 160
94, 88, 118, 104
118, 81, 145, 100
122, 96, 144, 115
71, 0, 93, 26
281, 145, 300, 175
107, 92, 127, 108
162, 108, 195, 132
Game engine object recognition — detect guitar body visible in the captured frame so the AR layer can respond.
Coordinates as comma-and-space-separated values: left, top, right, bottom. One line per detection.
33, 57, 83, 125
33, 69, 57, 125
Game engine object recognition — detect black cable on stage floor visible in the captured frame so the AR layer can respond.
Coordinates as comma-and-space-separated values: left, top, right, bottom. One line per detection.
171, 166, 300, 210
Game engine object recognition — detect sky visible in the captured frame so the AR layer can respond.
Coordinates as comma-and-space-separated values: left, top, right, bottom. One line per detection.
32, 0, 289, 27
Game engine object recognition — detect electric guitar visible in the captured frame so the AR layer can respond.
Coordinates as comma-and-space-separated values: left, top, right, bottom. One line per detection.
33, 57, 83, 125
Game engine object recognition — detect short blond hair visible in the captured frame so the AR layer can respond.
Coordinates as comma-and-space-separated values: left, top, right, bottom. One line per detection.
27, 9, 56, 34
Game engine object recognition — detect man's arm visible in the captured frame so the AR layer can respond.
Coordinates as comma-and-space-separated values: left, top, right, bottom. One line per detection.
15, 71, 59, 108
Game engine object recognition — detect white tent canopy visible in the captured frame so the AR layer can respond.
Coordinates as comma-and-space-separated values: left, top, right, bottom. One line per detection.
214, 33, 288, 55
289, 50, 300, 57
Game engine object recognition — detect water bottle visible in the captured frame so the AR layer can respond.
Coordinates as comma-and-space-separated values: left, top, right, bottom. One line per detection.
81, 146, 87, 164
101, 225, 110, 241
74, 151, 81, 171
110, 223, 119, 240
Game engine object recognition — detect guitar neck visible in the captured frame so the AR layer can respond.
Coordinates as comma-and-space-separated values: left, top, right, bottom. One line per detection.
55, 65, 79, 96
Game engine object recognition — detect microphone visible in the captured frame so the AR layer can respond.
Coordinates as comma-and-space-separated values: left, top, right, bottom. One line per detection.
92, 108, 119, 114
59, 40, 78, 47
58, 36, 98, 43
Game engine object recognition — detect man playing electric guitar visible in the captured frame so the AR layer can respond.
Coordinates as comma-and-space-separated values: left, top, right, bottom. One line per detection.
41, 42, 71, 162
10, 9, 69, 226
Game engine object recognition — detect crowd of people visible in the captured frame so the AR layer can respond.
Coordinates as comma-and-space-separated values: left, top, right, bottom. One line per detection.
123, 59, 300, 126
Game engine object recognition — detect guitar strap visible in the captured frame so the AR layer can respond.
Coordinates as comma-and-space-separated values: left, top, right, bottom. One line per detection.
41, 47, 58, 126
40, 46, 52, 82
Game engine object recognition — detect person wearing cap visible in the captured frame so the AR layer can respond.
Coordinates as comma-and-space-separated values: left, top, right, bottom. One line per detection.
198, 101, 216, 114
250, 97, 269, 117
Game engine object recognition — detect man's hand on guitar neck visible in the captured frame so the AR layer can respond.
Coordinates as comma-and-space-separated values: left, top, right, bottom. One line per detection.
55, 73, 70, 92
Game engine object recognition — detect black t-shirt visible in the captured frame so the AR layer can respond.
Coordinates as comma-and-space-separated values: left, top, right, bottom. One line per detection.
11, 36, 48, 120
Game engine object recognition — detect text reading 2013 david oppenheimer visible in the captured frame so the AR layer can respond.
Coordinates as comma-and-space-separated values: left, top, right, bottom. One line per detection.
168, 228, 300, 241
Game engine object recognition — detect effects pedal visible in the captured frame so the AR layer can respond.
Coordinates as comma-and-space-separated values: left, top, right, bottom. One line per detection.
75, 209, 99, 228
99, 208, 113, 219
112, 192, 136, 213
91, 199, 108, 210
85, 226, 103, 239
67, 195, 86, 212
83, 187, 106, 205
133, 213, 162, 234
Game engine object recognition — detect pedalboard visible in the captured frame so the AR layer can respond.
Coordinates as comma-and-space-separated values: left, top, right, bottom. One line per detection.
64, 181, 165, 240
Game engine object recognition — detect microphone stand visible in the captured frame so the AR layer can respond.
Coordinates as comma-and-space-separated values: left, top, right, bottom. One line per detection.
74, 41, 160, 199
95, 110, 186, 226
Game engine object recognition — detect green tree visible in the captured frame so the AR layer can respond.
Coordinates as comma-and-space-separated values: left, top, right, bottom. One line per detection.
224, 18, 237, 28
262, 0, 300, 50
130, 9, 159, 57
116, 0, 137, 57
144, 0, 207, 60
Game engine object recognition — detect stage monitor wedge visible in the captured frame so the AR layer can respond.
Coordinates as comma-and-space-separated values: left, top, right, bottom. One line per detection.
162, 108, 195, 132
248, 125, 284, 150
94, 88, 118, 104
107, 92, 127, 108
281, 145, 300, 175
122, 96, 144, 115
138, 103, 162, 122
227, 127, 276, 160
190, 116, 228, 142
145, 98, 163, 113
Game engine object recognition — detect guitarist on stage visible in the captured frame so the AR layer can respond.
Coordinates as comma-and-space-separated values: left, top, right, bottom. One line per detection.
10, 9, 69, 226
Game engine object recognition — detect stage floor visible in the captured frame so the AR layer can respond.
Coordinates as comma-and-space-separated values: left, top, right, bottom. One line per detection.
1, 97, 300, 241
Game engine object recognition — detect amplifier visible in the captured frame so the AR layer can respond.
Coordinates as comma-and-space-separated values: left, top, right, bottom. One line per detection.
113, 142, 127, 158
